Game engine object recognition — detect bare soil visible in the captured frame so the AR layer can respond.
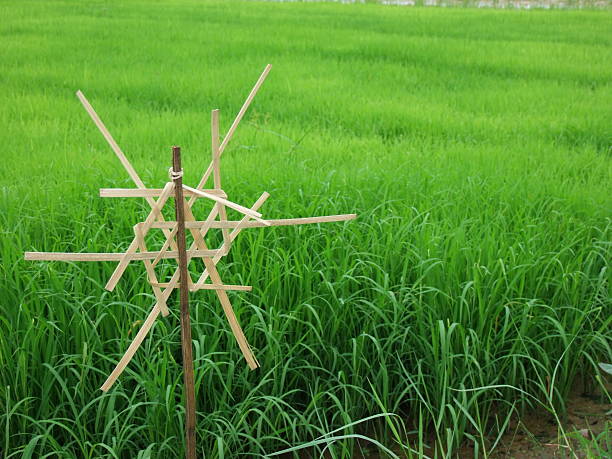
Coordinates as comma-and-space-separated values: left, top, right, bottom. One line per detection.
489, 389, 611, 459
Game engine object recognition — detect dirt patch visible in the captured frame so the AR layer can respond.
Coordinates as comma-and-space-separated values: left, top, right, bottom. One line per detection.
489, 388, 611, 458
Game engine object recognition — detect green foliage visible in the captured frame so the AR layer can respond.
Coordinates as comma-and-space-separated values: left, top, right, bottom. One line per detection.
0, 0, 610, 457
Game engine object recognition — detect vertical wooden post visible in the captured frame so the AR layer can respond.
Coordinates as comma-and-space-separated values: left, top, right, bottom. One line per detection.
171, 146, 197, 459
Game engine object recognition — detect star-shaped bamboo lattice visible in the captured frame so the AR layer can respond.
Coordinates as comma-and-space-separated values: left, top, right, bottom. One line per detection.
25, 65, 356, 392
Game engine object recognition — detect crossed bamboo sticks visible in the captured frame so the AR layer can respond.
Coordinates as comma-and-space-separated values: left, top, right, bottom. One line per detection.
24, 64, 357, 393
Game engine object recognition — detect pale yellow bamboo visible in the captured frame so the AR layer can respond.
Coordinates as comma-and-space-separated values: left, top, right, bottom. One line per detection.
76, 91, 146, 189
149, 214, 357, 230
134, 223, 169, 316
105, 182, 174, 291
100, 302, 162, 392
100, 188, 225, 198
149, 283, 252, 292
211, 109, 231, 253
24, 250, 219, 262
182, 201, 259, 369
76, 91, 179, 253
182, 185, 267, 223
191, 65, 272, 198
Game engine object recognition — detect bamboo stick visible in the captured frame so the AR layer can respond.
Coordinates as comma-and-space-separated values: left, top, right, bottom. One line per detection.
76, 91, 179, 253
133, 223, 169, 316
172, 146, 197, 459
182, 185, 268, 224
211, 109, 231, 252
191, 64, 272, 197
76, 91, 146, 189
100, 188, 225, 198
150, 282, 252, 292
100, 302, 162, 392
25, 249, 220, 262
182, 202, 258, 369
148, 214, 357, 229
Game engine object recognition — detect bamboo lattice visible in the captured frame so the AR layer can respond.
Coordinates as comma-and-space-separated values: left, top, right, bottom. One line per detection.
24, 64, 357, 393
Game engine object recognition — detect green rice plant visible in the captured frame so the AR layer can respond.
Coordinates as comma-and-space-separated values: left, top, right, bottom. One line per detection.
1, 0, 610, 457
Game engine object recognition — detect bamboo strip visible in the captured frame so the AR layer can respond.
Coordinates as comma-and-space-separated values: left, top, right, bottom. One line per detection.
25, 252, 126, 262
25, 249, 220, 262
134, 223, 169, 316
218, 64, 272, 159
211, 109, 231, 253
182, 185, 268, 225
149, 282, 252, 292
100, 188, 225, 198
149, 214, 357, 229
100, 301, 162, 392
76, 91, 179, 253
191, 64, 272, 199
182, 200, 259, 369
203, 253, 259, 369
211, 109, 221, 183
76, 91, 146, 189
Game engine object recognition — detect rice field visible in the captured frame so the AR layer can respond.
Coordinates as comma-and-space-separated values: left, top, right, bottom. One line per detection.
1, 0, 610, 457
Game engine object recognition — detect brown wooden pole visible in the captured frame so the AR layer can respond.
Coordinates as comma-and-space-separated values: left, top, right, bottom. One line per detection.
171, 146, 197, 459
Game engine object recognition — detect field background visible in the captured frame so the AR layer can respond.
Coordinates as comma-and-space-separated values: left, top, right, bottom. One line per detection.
1, 0, 610, 457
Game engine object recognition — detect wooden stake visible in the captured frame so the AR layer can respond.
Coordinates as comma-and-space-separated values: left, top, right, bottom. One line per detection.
172, 146, 197, 459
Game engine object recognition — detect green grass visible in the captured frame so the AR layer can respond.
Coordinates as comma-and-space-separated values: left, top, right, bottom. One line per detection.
1, 0, 611, 457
